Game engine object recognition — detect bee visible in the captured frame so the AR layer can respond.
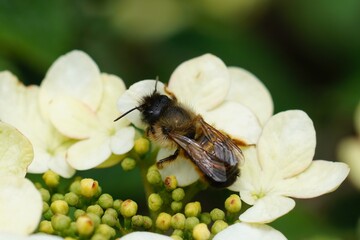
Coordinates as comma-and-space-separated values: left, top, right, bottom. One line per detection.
115, 81, 244, 188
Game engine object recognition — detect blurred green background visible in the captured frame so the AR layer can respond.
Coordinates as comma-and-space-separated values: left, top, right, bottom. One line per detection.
1, 0, 359, 239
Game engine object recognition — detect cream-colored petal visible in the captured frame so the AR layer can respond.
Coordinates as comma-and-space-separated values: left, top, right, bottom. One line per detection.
257, 110, 316, 179
40, 50, 102, 118
67, 135, 112, 170
49, 96, 100, 139
203, 101, 262, 145
48, 149, 76, 178
110, 126, 135, 155
213, 222, 287, 240
168, 54, 230, 112
157, 148, 199, 187
27, 148, 51, 174
355, 102, 360, 134
338, 137, 360, 189
239, 195, 295, 223
227, 67, 273, 125
121, 232, 172, 240
278, 160, 349, 198
96, 154, 125, 168
0, 232, 64, 240
0, 176, 42, 235
0, 122, 33, 177
117, 80, 166, 128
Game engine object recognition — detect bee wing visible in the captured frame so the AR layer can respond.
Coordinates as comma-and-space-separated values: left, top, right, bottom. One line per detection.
168, 132, 228, 183
199, 118, 244, 166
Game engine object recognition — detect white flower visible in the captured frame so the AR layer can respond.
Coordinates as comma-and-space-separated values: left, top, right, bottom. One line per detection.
0, 71, 75, 177
229, 110, 350, 223
0, 122, 42, 235
39, 50, 135, 170
338, 101, 360, 189
213, 222, 287, 240
118, 54, 272, 186
0, 233, 63, 240
119, 231, 172, 240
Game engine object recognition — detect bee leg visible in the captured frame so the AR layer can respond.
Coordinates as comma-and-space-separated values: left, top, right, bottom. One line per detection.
156, 149, 179, 169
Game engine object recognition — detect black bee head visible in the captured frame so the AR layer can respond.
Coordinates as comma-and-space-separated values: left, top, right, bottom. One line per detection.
139, 92, 172, 124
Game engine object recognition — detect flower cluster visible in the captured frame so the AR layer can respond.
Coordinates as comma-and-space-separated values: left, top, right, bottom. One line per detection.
0, 51, 350, 239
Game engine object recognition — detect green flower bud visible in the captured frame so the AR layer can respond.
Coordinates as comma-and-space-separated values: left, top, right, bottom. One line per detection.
42, 170, 60, 188
43, 209, 53, 221
146, 168, 162, 185
98, 193, 113, 209
148, 193, 163, 211
80, 178, 99, 198
156, 212, 172, 231
131, 215, 144, 228
134, 137, 150, 155
50, 200, 69, 215
185, 217, 199, 231
192, 223, 211, 240
172, 188, 185, 201
121, 157, 137, 171
185, 202, 201, 217
74, 209, 86, 220
64, 192, 79, 206
42, 201, 49, 214
164, 175, 178, 191
120, 199, 138, 218
39, 188, 50, 202
87, 204, 104, 217
51, 214, 71, 232
113, 199, 123, 213
142, 216, 153, 229
211, 220, 228, 235
90, 233, 107, 240
39, 220, 54, 234
87, 213, 101, 228
171, 236, 183, 240
34, 182, 43, 189
76, 215, 95, 237
224, 194, 241, 213
95, 224, 116, 239
69, 180, 81, 195
101, 213, 117, 227
104, 208, 118, 218
51, 193, 64, 202
210, 208, 225, 221
171, 213, 185, 230
172, 229, 183, 237
199, 212, 211, 225
171, 201, 183, 213
64, 237, 76, 240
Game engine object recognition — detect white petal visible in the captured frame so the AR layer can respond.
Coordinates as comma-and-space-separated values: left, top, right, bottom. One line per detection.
27, 148, 51, 174
239, 195, 295, 223
28, 233, 64, 240
213, 222, 287, 240
157, 148, 199, 187
227, 67, 273, 125
48, 150, 76, 178
0, 122, 33, 177
338, 137, 360, 189
110, 126, 135, 155
278, 160, 349, 198
96, 154, 125, 168
203, 101, 262, 144
257, 110, 316, 179
49, 96, 100, 139
121, 232, 172, 240
168, 54, 230, 112
40, 50, 102, 118
67, 135, 112, 170
117, 80, 166, 128
0, 176, 42, 235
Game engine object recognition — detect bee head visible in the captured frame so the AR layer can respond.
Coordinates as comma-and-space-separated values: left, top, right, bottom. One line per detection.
139, 92, 172, 124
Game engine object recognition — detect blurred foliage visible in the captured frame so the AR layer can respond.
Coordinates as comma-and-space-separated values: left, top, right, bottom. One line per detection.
1, 0, 359, 239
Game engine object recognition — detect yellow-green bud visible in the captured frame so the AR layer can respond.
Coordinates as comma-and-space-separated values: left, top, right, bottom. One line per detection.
172, 188, 185, 201
64, 192, 79, 206
39, 188, 50, 202
95, 224, 116, 239
210, 208, 225, 221
156, 212, 172, 231
120, 199, 138, 218
74, 209, 86, 219
121, 157, 137, 171
80, 178, 99, 198
87, 204, 104, 217
34, 182, 42, 189
42, 170, 60, 188
171, 201, 183, 213
134, 137, 150, 155
76, 215, 95, 237
211, 220, 228, 235
146, 168, 162, 185
171, 213, 186, 230
131, 215, 144, 227
87, 213, 101, 228
164, 175, 178, 191
50, 200, 69, 215
39, 220, 54, 234
98, 193, 113, 209
42, 201, 49, 214
224, 194, 241, 213
171, 236, 183, 240
148, 193, 163, 211
101, 213, 117, 227
142, 216, 153, 229
43, 209, 53, 221
69, 180, 81, 195
113, 199, 123, 213
185, 217, 199, 231
51, 193, 64, 202
105, 208, 118, 218
172, 229, 183, 237
90, 233, 107, 240
200, 212, 211, 225
185, 202, 201, 217
192, 223, 211, 240
51, 214, 71, 232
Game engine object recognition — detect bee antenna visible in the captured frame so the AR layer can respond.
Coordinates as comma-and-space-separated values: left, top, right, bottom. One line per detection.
114, 107, 139, 122
153, 76, 159, 94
